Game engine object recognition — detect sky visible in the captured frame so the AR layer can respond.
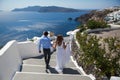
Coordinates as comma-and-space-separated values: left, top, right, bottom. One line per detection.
0, 0, 120, 11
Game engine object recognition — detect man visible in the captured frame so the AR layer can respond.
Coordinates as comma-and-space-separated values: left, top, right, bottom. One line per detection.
39, 31, 51, 70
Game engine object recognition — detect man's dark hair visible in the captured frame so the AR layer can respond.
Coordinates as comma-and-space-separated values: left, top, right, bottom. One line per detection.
43, 31, 48, 36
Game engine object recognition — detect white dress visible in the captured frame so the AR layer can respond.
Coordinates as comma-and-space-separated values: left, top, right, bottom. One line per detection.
55, 42, 71, 73
65, 43, 71, 64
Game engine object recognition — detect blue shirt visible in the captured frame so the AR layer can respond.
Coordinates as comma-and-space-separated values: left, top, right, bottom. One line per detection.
39, 36, 51, 50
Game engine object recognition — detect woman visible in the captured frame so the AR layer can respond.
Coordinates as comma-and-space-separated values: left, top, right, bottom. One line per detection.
53, 35, 70, 73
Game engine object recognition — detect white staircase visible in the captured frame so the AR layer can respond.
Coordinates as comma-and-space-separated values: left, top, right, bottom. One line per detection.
13, 51, 92, 80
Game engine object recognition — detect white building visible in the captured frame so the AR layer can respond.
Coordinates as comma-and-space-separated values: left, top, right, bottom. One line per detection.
105, 10, 120, 23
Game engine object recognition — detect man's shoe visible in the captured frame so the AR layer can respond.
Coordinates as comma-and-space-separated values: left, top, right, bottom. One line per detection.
45, 69, 49, 73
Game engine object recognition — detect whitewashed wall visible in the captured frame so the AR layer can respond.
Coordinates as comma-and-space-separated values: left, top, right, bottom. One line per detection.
17, 41, 40, 59
0, 40, 22, 80
110, 76, 120, 80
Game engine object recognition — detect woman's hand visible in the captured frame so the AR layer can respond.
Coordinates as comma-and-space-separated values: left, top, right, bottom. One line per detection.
52, 41, 57, 49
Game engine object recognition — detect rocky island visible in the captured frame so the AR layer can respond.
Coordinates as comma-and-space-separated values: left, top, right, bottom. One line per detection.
12, 6, 80, 12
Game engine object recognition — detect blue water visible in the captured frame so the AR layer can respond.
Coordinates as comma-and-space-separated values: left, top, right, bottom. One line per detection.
0, 11, 88, 46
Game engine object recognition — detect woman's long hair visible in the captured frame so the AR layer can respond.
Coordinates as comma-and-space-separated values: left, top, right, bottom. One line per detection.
56, 35, 63, 46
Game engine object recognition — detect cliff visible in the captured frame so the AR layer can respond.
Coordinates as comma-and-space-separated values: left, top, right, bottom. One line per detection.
75, 9, 115, 24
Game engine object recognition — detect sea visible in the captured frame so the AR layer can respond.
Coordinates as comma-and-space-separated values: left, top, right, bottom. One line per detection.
0, 11, 89, 47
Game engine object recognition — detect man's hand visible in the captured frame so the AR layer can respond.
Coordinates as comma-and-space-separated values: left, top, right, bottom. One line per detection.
39, 50, 41, 53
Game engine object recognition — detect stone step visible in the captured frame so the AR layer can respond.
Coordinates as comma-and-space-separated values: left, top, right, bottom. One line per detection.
13, 72, 92, 80
23, 58, 76, 67
22, 64, 57, 74
23, 55, 56, 62
23, 52, 72, 61
22, 64, 80, 74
